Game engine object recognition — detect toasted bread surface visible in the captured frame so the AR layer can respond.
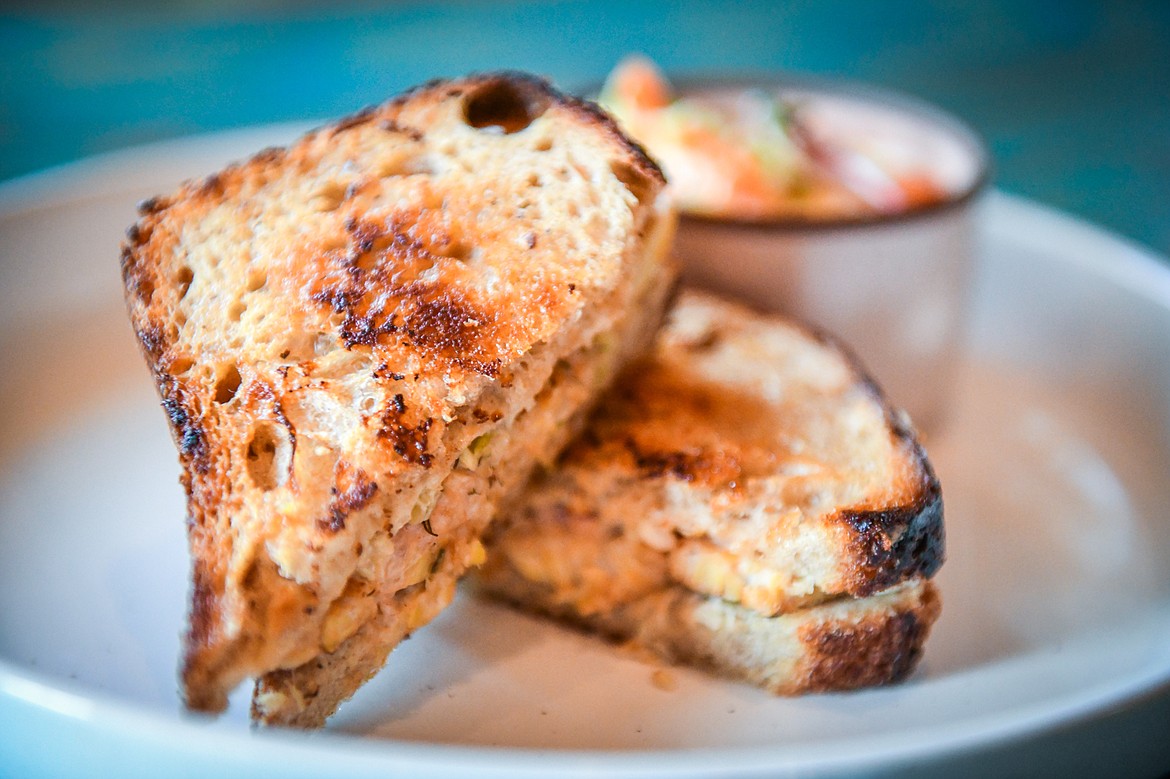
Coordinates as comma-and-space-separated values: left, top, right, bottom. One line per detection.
477, 289, 943, 691
121, 72, 674, 724
252, 245, 676, 726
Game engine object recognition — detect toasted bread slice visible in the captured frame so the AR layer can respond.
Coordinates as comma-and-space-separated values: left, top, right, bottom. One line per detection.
482, 568, 939, 695
477, 289, 943, 692
121, 73, 676, 727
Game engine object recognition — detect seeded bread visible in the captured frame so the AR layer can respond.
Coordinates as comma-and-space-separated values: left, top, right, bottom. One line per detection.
477, 289, 943, 693
121, 73, 676, 727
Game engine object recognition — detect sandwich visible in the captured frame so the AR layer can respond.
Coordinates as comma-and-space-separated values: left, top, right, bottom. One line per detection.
120, 73, 676, 727
478, 289, 943, 694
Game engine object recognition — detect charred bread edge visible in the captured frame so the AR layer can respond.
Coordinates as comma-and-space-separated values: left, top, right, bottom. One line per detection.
791, 579, 940, 691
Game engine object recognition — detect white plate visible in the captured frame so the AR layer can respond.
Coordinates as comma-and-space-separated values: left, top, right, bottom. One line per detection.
1, 128, 1168, 778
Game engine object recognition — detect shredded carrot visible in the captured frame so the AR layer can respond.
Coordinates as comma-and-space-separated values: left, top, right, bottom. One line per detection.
609, 56, 672, 111
601, 55, 951, 220
897, 174, 947, 209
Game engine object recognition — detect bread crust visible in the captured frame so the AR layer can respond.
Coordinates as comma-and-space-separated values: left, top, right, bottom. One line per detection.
120, 73, 673, 721
480, 569, 941, 696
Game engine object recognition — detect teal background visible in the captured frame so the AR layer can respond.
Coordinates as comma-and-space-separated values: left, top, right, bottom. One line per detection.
1, 1, 1168, 254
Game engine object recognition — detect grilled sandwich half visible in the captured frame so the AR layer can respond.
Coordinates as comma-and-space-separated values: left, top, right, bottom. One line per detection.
121, 73, 676, 727
478, 290, 943, 694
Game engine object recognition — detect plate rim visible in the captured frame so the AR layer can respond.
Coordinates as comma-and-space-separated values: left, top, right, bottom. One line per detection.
2, 126, 1169, 777
4, 646, 1170, 777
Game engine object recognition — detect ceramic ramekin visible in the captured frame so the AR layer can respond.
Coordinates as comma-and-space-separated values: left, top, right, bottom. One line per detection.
644, 75, 992, 434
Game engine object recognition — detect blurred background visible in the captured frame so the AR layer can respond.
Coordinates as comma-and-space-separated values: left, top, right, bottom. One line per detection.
1, 0, 1168, 255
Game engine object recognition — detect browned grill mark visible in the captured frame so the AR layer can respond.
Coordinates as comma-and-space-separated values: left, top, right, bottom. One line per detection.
252, 146, 286, 165
798, 597, 935, 691
137, 196, 166, 214
372, 362, 406, 381
379, 119, 424, 141
377, 392, 434, 468
404, 293, 501, 376
199, 173, 224, 197
835, 480, 944, 597
159, 378, 210, 474
471, 407, 503, 423
619, 436, 728, 483
319, 465, 379, 532
581, 360, 791, 487
135, 322, 168, 361
332, 105, 377, 134
308, 215, 507, 376
121, 245, 158, 307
